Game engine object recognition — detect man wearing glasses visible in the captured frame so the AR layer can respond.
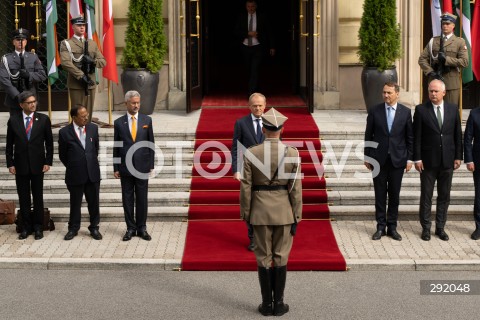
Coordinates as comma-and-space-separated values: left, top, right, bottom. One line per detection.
5, 91, 53, 240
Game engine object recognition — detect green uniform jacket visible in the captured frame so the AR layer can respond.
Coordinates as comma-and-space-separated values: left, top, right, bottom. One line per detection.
240, 138, 302, 225
418, 34, 468, 90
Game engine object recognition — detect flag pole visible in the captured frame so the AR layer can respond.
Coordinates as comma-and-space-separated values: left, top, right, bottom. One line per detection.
48, 80, 52, 119
108, 80, 112, 125
459, 0, 463, 121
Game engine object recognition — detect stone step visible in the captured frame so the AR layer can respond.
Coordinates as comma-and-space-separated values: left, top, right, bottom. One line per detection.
0, 192, 190, 208
325, 177, 475, 191
323, 164, 474, 178
329, 204, 473, 220
327, 190, 475, 206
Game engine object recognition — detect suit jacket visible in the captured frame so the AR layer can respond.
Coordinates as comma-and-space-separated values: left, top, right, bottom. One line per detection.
464, 108, 480, 166
364, 103, 413, 168
413, 101, 463, 169
240, 139, 302, 225
5, 112, 53, 175
58, 123, 101, 185
231, 114, 265, 174
418, 35, 468, 90
234, 11, 274, 49
113, 113, 155, 177
0, 51, 47, 109
59, 38, 106, 90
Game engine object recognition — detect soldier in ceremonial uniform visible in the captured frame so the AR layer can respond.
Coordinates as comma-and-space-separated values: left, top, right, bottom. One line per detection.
418, 12, 468, 106
0, 28, 46, 115
60, 16, 106, 122
240, 108, 302, 316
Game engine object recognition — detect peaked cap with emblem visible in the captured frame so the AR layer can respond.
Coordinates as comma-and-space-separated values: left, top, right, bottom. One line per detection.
261, 108, 288, 131
441, 12, 457, 24
71, 15, 86, 25
12, 28, 29, 40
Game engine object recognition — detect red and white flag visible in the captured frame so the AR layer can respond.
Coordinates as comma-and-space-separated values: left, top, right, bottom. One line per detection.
102, 0, 118, 83
65, 0, 83, 38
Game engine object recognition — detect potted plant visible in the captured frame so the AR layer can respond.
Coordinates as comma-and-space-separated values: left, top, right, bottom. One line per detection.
357, 0, 402, 110
121, 0, 167, 115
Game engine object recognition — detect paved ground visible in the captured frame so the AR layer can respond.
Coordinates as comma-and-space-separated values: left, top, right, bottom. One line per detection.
1, 109, 479, 271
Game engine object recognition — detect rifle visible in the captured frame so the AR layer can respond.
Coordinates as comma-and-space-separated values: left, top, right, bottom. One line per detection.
81, 40, 91, 96
431, 35, 446, 82
17, 40, 29, 92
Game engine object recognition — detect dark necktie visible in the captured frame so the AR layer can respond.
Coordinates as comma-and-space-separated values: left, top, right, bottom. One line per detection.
436, 106, 443, 129
25, 116, 32, 140
255, 118, 262, 142
78, 126, 86, 149
248, 14, 253, 46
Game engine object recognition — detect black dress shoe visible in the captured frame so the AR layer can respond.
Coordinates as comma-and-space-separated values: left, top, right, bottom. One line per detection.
372, 230, 386, 240
435, 229, 449, 241
90, 229, 103, 240
248, 239, 255, 251
387, 230, 402, 241
18, 230, 31, 240
137, 231, 152, 241
123, 230, 135, 241
34, 230, 44, 240
64, 230, 78, 241
421, 229, 431, 241
471, 229, 480, 240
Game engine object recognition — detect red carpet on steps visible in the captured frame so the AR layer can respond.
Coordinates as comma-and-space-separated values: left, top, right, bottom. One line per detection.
181, 107, 346, 271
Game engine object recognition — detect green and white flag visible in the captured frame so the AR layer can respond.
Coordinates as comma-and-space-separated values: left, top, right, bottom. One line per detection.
43, 0, 59, 84
454, 0, 473, 84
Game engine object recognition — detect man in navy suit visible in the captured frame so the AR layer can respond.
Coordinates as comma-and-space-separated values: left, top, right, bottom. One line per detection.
364, 82, 414, 241
234, 0, 275, 96
58, 105, 102, 241
414, 79, 462, 241
232, 92, 266, 250
463, 108, 480, 240
6, 90, 53, 240
113, 91, 155, 241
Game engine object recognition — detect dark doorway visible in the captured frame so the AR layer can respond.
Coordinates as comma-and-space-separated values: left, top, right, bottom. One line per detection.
202, 0, 300, 103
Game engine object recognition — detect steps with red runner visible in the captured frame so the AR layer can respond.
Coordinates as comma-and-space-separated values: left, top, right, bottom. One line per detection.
182, 107, 346, 271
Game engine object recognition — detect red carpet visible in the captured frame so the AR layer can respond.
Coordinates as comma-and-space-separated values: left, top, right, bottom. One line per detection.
202, 93, 306, 107
182, 107, 346, 271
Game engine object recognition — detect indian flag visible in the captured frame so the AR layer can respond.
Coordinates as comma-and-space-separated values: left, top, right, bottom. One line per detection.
43, 0, 59, 84
454, 0, 473, 84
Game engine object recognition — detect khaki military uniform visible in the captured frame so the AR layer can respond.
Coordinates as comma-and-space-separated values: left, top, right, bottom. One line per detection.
60, 37, 106, 121
240, 138, 302, 267
418, 34, 468, 106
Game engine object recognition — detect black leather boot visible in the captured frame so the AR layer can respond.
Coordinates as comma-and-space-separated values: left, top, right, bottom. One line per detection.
273, 266, 289, 316
257, 267, 273, 316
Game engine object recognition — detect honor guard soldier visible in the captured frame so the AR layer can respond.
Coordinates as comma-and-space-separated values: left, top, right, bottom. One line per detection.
0, 28, 46, 115
240, 107, 302, 316
418, 12, 468, 106
60, 15, 106, 122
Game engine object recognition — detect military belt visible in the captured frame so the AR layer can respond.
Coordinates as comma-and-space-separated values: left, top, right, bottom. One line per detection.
252, 185, 288, 191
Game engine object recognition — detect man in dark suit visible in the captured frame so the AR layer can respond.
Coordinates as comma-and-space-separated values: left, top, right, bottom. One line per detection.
413, 79, 462, 241
232, 92, 266, 251
58, 105, 102, 241
113, 90, 155, 241
463, 108, 480, 240
5, 90, 53, 240
234, 0, 275, 96
364, 82, 414, 241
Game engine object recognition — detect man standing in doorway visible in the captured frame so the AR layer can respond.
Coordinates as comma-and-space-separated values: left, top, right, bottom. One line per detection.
234, 0, 275, 96
60, 15, 106, 122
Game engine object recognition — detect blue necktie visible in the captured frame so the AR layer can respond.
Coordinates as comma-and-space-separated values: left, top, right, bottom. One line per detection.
255, 118, 262, 142
25, 116, 32, 140
387, 107, 394, 133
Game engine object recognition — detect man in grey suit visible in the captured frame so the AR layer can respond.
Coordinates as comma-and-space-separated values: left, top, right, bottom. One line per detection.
58, 105, 102, 241
364, 82, 414, 241
232, 92, 266, 251
114, 91, 155, 241
0, 29, 46, 115
413, 79, 462, 241
463, 108, 480, 240
6, 91, 53, 240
